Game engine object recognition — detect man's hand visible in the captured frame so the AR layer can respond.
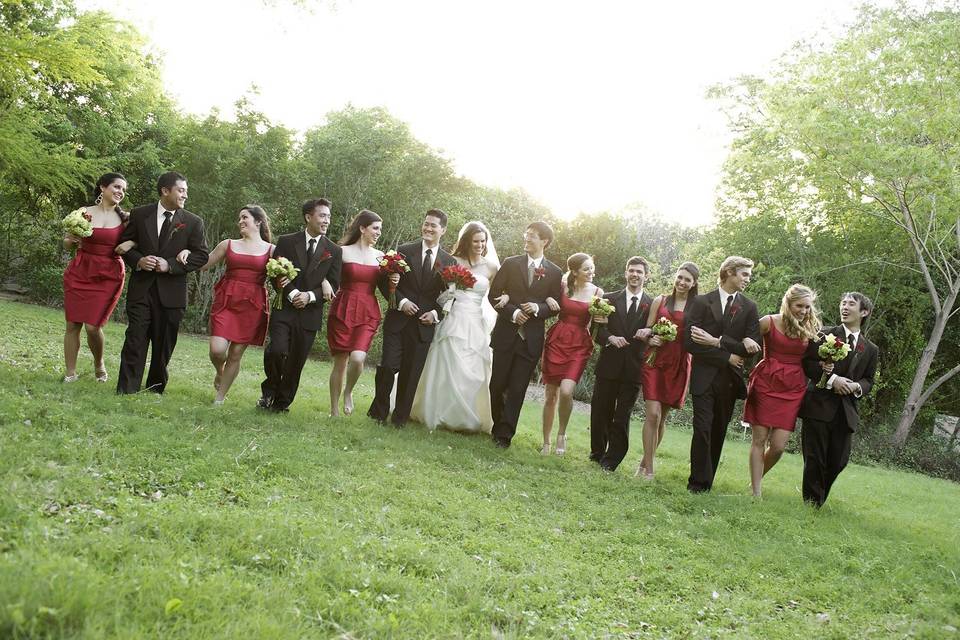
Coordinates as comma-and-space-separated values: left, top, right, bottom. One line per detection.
418, 311, 437, 325
137, 256, 157, 271
321, 279, 334, 302
691, 326, 719, 347
520, 301, 538, 316
401, 300, 419, 316
514, 311, 530, 325
832, 376, 857, 395
608, 336, 629, 348
742, 337, 761, 354
154, 257, 170, 273
728, 354, 745, 369
292, 292, 311, 309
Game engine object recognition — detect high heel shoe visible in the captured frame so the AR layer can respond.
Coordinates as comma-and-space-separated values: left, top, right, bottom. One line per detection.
540, 443, 551, 455
554, 435, 566, 456
63, 374, 79, 383
343, 393, 354, 416
95, 364, 108, 383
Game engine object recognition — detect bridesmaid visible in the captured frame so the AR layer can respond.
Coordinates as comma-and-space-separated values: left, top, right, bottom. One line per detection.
196, 205, 274, 405
636, 261, 699, 480
62, 172, 129, 383
744, 283, 821, 497
327, 210, 391, 417
541, 253, 602, 455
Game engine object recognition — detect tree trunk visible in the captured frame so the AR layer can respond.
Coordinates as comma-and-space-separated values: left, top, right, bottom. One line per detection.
893, 286, 959, 447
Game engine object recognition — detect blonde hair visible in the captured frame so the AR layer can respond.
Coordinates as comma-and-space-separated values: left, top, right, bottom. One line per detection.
779, 283, 821, 340
717, 255, 754, 285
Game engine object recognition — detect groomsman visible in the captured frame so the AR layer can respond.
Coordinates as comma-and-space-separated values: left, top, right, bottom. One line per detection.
798, 292, 878, 507
368, 209, 455, 426
488, 221, 563, 448
683, 256, 761, 492
116, 171, 209, 394
589, 256, 652, 470
259, 198, 341, 412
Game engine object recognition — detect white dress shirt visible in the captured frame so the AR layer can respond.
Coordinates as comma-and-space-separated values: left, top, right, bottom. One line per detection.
719, 290, 737, 315
398, 241, 441, 322
513, 255, 545, 323
155, 202, 175, 236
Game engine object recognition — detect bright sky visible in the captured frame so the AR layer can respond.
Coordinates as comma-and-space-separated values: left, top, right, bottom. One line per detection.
78, 0, 879, 225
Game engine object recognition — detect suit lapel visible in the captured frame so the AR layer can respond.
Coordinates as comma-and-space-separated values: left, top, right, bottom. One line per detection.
613, 290, 629, 332
294, 231, 308, 271
709, 290, 723, 325
146, 206, 160, 251
305, 235, 326, 273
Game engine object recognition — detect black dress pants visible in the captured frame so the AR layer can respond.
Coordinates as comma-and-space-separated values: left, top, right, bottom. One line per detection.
687, 366, 738, 492
117, 283, 184, 394
590, 376, 641, 470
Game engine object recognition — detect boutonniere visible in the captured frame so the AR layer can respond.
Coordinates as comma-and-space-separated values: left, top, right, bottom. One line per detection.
534, 266, 546, 281
170, 222, 187, 237
318, 249, 332, 262
856, 341, 865, 353
729, 303, 742, 319
640, 303, 649, 315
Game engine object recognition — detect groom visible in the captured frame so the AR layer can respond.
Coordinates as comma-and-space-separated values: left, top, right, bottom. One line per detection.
683, 255, 761, 492
116, 171, 209, 394
259, 198, 341, 412
368, 209, 455, 427
488, 221, 563, 448
798, 292, 878, 507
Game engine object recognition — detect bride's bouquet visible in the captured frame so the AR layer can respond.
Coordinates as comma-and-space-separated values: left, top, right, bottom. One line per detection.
815, 333, 851, 388
439, 264, 477, 313
645, 316, 678, 365
265, 257, 300, 310
587, 296, 615, 338
379, 250, 410, 309
62, 208, 93, 256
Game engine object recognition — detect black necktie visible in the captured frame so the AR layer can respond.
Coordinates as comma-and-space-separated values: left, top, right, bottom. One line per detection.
306, 237, 316, 263
722, 293, 734, 316
422, 248, 432, 277
159, 211, 173, 247
628, 295, 639, 318
848, 333, 856, 350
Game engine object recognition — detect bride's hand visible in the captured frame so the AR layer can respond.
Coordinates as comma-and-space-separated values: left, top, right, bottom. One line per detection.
492, 294, 509, 309
176, 249, 191, 265
545, 297, 560, 312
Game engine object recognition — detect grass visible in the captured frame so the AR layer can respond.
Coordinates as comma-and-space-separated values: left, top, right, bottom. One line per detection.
1, 299, 958, 639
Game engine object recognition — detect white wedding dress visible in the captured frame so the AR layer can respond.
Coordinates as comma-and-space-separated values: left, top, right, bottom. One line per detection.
410, 269, 494, 433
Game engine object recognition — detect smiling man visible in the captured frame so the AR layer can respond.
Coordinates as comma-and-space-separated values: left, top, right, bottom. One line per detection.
368, 209, 455, 427
116, 171, 209, 394
683, 255, 762, 492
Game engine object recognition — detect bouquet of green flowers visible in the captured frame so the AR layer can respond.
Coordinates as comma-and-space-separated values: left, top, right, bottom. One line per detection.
815, 333, 851, 388
645, 316, 678, 365
62, 208, 93, 256
265, 257, 300, 309
588, 296, 615, 338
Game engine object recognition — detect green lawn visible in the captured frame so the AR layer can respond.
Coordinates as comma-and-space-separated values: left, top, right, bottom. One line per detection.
1, 300, 958, 639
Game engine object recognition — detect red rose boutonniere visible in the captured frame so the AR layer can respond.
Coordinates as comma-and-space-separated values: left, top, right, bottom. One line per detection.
318, 250, 332, 262
729, 303, 741, 319
533, 266, 546, 281
170, 222, 187, 237
856, 341, 865, 353
640, 303, 649, 316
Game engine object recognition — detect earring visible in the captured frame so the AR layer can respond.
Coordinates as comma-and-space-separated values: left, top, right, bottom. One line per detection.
95, 193, 103, 205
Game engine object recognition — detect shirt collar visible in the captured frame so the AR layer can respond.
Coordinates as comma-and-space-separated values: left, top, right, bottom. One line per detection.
844, 327, 860, 342
157, 202, 174, 217
528, 256, 543, 269
306, 231, 322, 243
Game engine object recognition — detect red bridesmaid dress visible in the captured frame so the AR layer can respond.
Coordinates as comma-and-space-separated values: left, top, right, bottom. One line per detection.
326, 262, 382, 353
63, 225, 125, 327
541, 292, 594, 384
641, 299, 692, 409
743, 322, 808, 431
209, 241, 271, 346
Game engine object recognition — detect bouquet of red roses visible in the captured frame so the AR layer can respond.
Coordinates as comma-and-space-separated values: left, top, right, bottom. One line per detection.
439, 264, 477, 313
815, 333, 852, 388
378, 250, 410, 309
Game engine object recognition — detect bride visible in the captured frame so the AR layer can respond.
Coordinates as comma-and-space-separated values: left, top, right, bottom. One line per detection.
410, 221, 502, 433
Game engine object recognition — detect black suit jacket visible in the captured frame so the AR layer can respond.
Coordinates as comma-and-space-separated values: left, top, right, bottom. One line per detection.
798, 325, 878, 432
488, 254, 563, 358
593, 288, 653, 380
119, 204, 209, 308
684, 289, 761, 397
270, 231, 342, 332
379, 240, 455, 342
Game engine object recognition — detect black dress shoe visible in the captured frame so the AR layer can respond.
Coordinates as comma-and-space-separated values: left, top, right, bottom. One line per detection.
493, 438, 510, 449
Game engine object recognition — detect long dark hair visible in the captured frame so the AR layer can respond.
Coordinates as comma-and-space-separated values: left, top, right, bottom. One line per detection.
241, 205, 272, 243
93, 172, 129, 222
452, 222, 488, 264
666, 261, 700, 311
339, 209, 382, 245
565, 252, 592, 297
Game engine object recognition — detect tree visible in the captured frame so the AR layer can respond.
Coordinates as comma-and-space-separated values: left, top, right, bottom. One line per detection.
711, 3, 960, 446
